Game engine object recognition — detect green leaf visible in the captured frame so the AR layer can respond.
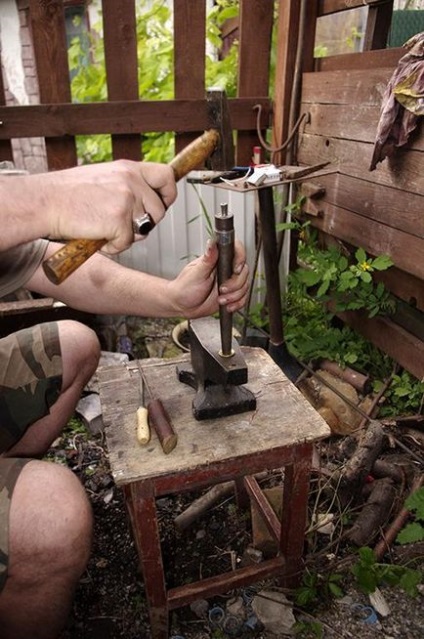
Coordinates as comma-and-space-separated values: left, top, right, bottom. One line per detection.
317, 279, 331, 297
399, 568, 422, 596
372, 255, 394, 271
355, 247, 367, 263
360, 271, 372, 283
298, 270, 322, 286
405, 487, 424, 518
397, 522, 424, 544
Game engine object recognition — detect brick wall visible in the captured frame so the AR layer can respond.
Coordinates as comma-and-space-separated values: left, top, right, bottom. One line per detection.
1, 0, 47, 173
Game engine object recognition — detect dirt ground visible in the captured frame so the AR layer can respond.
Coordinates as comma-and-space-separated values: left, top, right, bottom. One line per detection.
54, 318, 423, 639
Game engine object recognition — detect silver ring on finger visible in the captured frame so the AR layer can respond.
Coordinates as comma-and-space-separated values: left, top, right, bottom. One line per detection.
132, 213, 155, 236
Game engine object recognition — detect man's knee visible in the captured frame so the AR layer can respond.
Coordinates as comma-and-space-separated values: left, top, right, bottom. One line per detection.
8, 460, 93, 583
58, 320, 100, 386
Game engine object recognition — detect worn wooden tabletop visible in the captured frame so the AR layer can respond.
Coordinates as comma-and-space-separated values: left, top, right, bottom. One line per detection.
98, 347, 330, 487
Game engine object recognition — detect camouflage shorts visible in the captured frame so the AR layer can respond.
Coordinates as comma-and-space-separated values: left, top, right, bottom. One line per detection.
0, 322, 63, 593
0, 458, 32, 592
0, 322, 63, 454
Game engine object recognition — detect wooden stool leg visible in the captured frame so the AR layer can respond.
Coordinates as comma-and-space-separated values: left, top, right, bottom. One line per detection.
280, 443, 312, 588
129, 481, 169, 639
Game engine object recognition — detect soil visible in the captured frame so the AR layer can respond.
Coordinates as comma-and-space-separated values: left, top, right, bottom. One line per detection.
54, 318, 423, 639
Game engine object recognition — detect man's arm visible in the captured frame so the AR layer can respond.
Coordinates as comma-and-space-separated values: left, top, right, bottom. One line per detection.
26, 239, 249, 320
0, 160, 176, 253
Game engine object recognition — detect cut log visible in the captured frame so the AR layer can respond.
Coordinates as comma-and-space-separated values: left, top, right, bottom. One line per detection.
174, 481, 235, 531
348, 477, 397, 546
374, 474, 424, 560
338, 420, 385, 496
319, 360, 371, 394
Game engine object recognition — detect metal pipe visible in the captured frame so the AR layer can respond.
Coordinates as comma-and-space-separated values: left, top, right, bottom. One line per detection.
215, 202, 235, 357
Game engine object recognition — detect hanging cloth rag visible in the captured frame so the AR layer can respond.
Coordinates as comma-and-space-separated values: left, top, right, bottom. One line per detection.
369, 31, 424, 171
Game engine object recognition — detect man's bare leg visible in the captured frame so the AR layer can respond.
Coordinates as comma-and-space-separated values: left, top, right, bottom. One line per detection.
0, 459, 93, 639
5, 320, 100, 458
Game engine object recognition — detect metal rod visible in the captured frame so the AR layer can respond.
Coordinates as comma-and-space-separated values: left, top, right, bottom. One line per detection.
215, 202, 234, 357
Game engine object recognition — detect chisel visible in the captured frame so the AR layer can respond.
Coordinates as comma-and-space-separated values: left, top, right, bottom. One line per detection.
135, 360, 150, 446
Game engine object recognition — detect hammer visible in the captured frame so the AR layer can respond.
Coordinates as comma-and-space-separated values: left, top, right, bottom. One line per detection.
42, 90, 234, 285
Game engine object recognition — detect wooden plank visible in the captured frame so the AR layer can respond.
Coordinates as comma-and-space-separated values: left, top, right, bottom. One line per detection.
272, 0, 302, 164
319, 0, 393, 17
28, 0, 77, 169
337, 312, 424, 380
102, 0, 140, 161
363, 2, 393, 51
302, 67, 394, 105
174, 0, 206, 155
376, 269, 424, 312
298, 133, 424, 196
304, 173, 424, 239
0, 55, 13, 162
307, 201, 424, 280
0, 98, 271, 139
316, 47, 402, 72
237, 0, 274, 165
303, 103, 424, 151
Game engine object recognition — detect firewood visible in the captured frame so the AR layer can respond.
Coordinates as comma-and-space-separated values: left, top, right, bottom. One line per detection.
174, 481, 234, 531
348, 477, 397, 546
339, 420, 385, 495
374, 474, 424, 560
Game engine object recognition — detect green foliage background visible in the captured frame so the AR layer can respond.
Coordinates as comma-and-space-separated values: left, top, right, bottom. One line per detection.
68, 0, 240, 164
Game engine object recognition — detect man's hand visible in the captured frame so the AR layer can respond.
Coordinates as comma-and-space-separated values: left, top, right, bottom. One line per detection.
168, 239, 249, 319
35, 160, 177, 254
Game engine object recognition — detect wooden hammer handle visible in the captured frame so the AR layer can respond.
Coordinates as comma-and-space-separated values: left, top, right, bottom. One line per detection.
42, 129, 220, 285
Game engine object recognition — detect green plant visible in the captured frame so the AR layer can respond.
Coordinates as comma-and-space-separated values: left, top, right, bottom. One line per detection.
274, 222, 396, 372
375, 372, 424, 417
397, 487, 424, 544
351, 546, 422, 596
293, 241, 395, 319
68, 0, 239, 164
295, 568, 344, 608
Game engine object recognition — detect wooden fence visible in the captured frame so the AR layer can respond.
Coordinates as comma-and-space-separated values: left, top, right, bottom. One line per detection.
0, 0, 273, 169
295, 1, 424, 379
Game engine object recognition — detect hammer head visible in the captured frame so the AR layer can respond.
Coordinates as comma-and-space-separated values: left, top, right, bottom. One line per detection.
207, 89, 235, 171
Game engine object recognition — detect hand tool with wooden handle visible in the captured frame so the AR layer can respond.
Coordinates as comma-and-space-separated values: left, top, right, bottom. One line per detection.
148, 398, 177, 454
42, 128, 220, 285
135, 360, 150, 446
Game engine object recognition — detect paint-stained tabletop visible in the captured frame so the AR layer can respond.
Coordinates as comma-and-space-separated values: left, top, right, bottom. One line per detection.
98, 347, 330, 488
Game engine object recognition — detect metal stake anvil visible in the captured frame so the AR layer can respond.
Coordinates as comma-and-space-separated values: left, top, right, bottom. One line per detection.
176, 317, 257, 421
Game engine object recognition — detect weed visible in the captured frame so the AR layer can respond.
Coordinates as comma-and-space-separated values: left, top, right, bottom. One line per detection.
351, 546, 422, 596
397, 486, 424, 545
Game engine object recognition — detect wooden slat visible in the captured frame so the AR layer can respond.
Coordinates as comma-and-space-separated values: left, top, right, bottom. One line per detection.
174, 0, 206, 155
237, 0, 274, 165
302, 104, 424, 153
318, 0, 391, 17
316, 47, 402, 72
272, 0, 302, 164
0, 98, 271, 138
102, 0, 140, 161
298, 133, 424, 196
304, 173, 424, 239
302, 67, 394, 105
337, 312, 424, 380
0, 55, 13, 162
363, 2, 393, 51
376, 269, 424, 312
29, 0, 77, 169
307, 201, 424, 280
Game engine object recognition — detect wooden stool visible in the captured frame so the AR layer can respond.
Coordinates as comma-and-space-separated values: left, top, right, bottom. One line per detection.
98, 347, 330, 639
